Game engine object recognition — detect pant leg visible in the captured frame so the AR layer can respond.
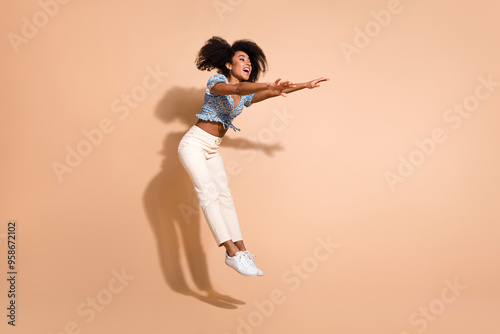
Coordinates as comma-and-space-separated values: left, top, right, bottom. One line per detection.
177, 131, 233, 246
206, 150, 243, 243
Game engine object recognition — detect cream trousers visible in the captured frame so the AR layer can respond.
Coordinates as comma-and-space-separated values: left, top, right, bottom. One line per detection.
177, 125, 243, 246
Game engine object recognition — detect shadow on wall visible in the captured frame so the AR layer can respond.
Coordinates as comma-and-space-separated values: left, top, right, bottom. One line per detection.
142, 86, 284, 309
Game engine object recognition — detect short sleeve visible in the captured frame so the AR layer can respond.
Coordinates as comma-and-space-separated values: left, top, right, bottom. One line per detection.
206, 74, 228, 95
244, 93, 255, 107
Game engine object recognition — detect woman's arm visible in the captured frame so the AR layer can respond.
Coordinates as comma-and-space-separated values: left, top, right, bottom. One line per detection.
252, 77, 329, 104
210, 78, 294, 97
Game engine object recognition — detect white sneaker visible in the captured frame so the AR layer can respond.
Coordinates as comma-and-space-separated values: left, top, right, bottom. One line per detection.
243, 251, 264, 276
225, 251, 259, 277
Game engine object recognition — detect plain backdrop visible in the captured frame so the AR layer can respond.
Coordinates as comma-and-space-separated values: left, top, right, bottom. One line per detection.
1, 0, 499, 333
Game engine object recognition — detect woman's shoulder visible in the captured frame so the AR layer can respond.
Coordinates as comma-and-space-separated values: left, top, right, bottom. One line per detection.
207, 73, 228, 85
206, 73, 229, 95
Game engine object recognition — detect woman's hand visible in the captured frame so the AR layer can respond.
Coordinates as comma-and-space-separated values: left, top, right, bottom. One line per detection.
252, 76, 329, 104
306, 77, 330, 89
267, 78, 296, 97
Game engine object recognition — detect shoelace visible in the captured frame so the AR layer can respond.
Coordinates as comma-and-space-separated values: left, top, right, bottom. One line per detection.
232, 252, 251, 268
243, 251, 257, 261
243, 251, 263, 275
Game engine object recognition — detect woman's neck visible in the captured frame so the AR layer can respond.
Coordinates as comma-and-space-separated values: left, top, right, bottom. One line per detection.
227, 74, 241, 85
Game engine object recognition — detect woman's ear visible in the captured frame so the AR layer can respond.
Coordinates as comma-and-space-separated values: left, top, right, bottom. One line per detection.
225, 62, 232, 71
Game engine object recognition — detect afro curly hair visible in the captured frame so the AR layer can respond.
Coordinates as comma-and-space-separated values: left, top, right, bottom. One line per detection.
195, 36, 268, 83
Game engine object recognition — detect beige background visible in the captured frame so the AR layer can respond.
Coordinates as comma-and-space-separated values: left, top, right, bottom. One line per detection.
1, 0, 499, 333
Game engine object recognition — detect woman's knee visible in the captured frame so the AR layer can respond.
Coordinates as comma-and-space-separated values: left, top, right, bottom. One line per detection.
196, 182, 220, 206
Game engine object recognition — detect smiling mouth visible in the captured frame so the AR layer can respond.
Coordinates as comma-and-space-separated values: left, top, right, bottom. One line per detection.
243, 67, 251, 74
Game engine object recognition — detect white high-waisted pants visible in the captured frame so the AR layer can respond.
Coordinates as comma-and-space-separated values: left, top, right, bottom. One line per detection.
177, 125, 243, 246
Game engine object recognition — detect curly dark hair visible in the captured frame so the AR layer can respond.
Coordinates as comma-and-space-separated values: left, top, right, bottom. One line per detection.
195, 36, 268, 83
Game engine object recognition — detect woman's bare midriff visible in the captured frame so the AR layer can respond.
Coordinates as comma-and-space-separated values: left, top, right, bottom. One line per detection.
195, 119, 229, 138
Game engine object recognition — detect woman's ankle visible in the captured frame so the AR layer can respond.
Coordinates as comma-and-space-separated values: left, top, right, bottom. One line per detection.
223, 241, 239, 257
234, 240, 247, 252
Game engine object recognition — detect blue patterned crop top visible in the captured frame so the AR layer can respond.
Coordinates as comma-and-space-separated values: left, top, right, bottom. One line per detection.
195, 74, 255, 132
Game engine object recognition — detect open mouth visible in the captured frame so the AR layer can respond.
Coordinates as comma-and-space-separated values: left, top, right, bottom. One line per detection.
243, 67, 251, 74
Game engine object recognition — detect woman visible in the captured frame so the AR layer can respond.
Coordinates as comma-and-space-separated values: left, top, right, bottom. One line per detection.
178, 36, 329, 277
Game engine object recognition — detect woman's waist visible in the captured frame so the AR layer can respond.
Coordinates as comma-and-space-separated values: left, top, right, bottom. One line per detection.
194, 120, 228, 138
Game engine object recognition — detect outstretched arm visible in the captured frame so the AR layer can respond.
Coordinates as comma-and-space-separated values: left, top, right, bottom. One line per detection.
210, 78, 295, 97
252, 77, 329, 104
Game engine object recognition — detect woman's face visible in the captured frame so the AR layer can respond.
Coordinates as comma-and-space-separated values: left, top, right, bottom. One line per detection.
227, 51, 252, 81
